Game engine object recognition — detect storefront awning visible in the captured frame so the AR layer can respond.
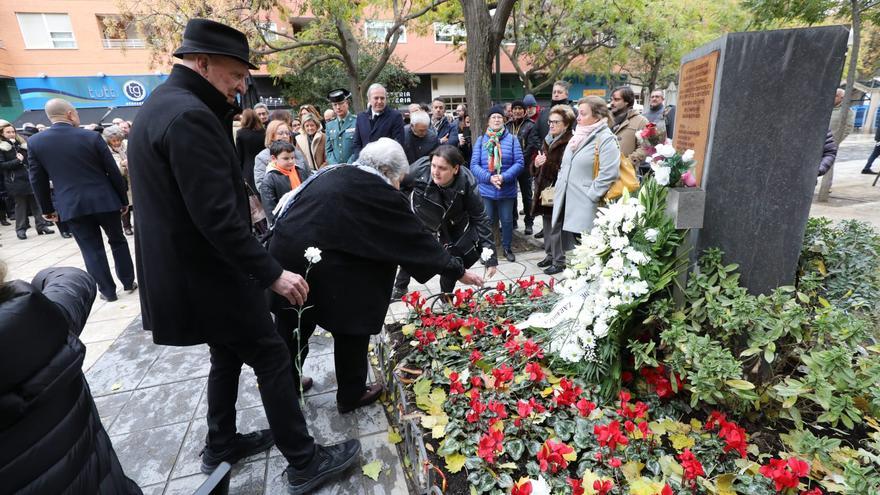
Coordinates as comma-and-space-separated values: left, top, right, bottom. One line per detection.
11, 106, 142, 128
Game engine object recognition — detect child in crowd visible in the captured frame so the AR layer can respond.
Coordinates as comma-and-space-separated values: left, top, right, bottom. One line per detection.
259, 140, 310, 225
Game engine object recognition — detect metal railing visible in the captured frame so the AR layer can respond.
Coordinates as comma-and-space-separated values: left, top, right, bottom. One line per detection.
102, 38, 146, 49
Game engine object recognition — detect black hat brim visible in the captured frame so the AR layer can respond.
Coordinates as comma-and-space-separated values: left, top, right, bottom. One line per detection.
173, 48, 259, 70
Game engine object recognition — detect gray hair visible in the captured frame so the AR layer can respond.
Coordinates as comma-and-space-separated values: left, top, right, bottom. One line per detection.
409, 111, 430, 126
357, 138, 409, 181
102, 125, 125, 142
367, 83, 386, 98
254, 103, 268, 111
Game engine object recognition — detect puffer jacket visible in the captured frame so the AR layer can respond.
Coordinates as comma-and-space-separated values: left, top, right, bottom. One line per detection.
817, 128, 838, 176
469, 129, 524, 200
402, 156, 498, 265
0, 267, 142, 495
0, 138, 33, 196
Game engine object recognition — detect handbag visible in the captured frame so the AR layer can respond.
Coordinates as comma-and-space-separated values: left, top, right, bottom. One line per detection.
593, 140, 639, 201
540, 186, 555, 206
244, 181, 269, 238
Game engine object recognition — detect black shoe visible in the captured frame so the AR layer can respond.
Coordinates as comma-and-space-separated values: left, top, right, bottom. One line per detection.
544, 265, 564, 275
286, 439, 362, 495
124, 282, 138, 293
337, 383, 384, 414
201, 429, 275, 474
124, 227, 134, 236
862, 168, 878, 174
99, 292, 118, 302
504, 249, 516, 262
60, 232, 73, 238
301, 376, 314, 393
524, 225, 533, 235
390, 287, 407, 302
37, 227, 55, 235
0, 218, 9, 226
536, 256, 553, 268
534, 230, 544, 239
16, 231, 26, 240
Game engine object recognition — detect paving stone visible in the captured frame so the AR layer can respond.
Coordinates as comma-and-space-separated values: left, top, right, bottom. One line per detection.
80, 316, 135, 344
83, 339, 115, 373
360, 431, 409, 495
93, 391, 132, 430
85, 330, 164, 396
170, 420, 209, 479
111, 422, 189, 487
110, 378, 206, 435
352, 401, 389, 437
139, 344, 211, 388
303, 391, 359, 444
302, 352, 338, 396
139, 483, 165, 495
167, 459, 267, 495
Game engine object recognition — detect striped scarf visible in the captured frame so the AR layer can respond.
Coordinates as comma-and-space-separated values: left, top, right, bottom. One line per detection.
484, 127, 506, 173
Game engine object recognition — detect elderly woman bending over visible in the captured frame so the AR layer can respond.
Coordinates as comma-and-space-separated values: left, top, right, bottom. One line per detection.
268, 138, 484, 413
552, 96, 621, 238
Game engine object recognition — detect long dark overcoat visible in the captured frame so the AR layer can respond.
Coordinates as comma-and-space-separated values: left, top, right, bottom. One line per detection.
0, 268, 141, 494
268, 165, 464, 336
350, 109, 406, 161
127, 65, 283, 345
0, 139, 33, 196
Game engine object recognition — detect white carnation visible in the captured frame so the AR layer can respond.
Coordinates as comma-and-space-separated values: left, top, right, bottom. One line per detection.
656, 143, 676, 158
609, 236, 629, 250
653, 165, 671, 186
304, 247, 322, 264
480, 247, 494, 263
682, 149, 695, 162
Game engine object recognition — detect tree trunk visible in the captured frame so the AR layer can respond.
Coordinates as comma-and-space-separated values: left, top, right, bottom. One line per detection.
818, 0, 860, 202
460, 0, 496, 144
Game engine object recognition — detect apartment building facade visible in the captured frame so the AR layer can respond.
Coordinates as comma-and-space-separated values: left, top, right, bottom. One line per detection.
0, 1, 608, 124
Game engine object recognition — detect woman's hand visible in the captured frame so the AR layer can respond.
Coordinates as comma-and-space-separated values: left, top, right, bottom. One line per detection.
16, 153, 23, 162
490, 174, 503, 189
458, 270, 484, 287
534, 151, 546, 167
484, 266, 497, 279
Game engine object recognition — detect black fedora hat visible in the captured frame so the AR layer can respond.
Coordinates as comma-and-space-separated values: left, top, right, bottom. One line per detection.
173, 18, 258, 70
327, 88, 351, 103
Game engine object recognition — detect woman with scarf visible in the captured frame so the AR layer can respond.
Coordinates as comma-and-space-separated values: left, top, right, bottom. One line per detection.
552, 96, 621, 240
253, 120, 306, 191
0, 120, 54, 240
470, 105, 524, 262
259, 140, 311, 225
531, 105, 575, 275
294, 114, 327, 171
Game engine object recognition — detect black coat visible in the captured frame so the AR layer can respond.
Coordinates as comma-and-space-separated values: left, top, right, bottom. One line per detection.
236, 127, 266, 191
350, 108, 406, 161
818, 128, 838, 176
402, 156, 497, 265
0, 268, 141, 494
268, 165, 464, 336
259, 165, 310, 224
402, 126, 439, 164
506, 118, 542, 169
28, 123, 128, 221
128, 64, 283, 345
0, 138, 32, 196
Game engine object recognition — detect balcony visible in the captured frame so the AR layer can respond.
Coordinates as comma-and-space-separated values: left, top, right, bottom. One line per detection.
102, 38, 146, 49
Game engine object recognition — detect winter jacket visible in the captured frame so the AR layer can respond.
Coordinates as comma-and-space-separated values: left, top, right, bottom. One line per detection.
0, 138, 33, 196
403, 126, 439, 164
505, 117, 541, 170
294, 131, 326, 171
612, 108, 649, 167
469, 129, 524, 200
253, 147, 306, 192
259, 164, 310, 224
531, 129, 572, 216
235, 127, 266, 190
0, 267, 141, 494
818, 128, 838, 176
402, 156, 497, 265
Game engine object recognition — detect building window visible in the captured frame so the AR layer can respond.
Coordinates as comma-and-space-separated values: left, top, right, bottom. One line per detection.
16, 13, 77, 49
259, 22, 279, 42
433, 23, 465, 44
97, 15, 145, 49
364, 20, 406, 43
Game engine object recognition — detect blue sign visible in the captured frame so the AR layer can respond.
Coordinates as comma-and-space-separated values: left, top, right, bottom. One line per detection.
15, 75, 167, 110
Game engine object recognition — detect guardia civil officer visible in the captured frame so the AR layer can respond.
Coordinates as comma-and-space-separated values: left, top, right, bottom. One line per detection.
324, 88, 357, 165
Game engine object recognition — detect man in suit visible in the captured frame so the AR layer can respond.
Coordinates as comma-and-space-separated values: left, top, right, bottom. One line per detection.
28, 99, 136, 302
350, 83, 405, 160
127, 19, 359, 494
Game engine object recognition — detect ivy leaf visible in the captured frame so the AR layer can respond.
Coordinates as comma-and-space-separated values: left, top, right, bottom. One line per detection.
669, 433, 696, 450
554, 419, 575, 441
362, 460, 383, 481
620, 460, 645, 482
507, 439, 525, 461
388, 428, 402, 445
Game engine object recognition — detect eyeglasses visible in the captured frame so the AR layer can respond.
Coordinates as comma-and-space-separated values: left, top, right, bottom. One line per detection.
548, 120, 564, 125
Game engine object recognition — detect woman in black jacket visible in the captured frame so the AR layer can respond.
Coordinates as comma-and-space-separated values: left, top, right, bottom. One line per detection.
0, 121, 53, 239
0, 264, 141, 494
236, 109, 266, 191
392, 144, 498, 299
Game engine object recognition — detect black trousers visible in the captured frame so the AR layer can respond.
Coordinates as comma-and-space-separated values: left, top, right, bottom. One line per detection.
273, 298, 371, 408
394, 247, 481, 294
13, 194, 49, 232
66, 211, 135, 298
517, 168, 534, 227
207, 325, 316, 467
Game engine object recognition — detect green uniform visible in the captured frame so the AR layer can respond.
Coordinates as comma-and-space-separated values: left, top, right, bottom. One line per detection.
325, 113, 357, 165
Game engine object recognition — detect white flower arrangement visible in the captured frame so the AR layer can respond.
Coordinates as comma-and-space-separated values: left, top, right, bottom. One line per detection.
649, 146, 697, 188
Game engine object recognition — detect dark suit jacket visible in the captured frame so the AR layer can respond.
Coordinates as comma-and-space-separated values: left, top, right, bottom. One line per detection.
350, 108, 405, 160
127, 64, 282, 345
27, 123, 127, 221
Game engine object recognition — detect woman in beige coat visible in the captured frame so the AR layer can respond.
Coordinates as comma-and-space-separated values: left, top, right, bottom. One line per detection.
552, 96, 621, 237
295, 114, 327, 171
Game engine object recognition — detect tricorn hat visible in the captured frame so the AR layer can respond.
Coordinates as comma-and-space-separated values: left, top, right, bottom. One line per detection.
173, 19, 258, 70
327, 88, 352, 103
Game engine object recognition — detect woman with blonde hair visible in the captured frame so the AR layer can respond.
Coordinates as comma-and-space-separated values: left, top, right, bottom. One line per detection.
254, 120, 305, 191
0, 120, 53, 239
551, 96, 621, 238
295, 114, 327, 171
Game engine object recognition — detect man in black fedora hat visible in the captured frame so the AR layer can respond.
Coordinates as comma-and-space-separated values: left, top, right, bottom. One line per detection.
324, 88, 357, 165
127, 18, 360, 494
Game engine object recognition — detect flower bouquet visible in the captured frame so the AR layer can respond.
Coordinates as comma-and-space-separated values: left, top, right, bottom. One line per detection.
637, 122, 667, 156
649, 144, 697, 188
